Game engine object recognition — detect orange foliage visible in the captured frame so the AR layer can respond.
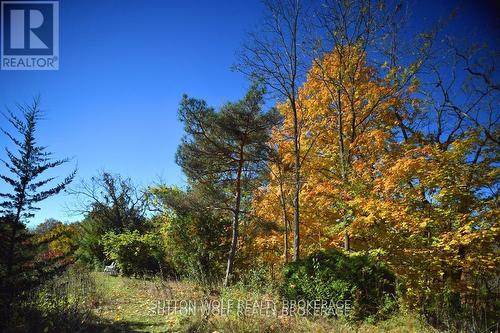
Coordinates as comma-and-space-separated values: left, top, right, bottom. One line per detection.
253, 45, 499, 306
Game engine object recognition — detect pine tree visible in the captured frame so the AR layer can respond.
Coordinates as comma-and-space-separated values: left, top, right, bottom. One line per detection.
176, 84, 279, 286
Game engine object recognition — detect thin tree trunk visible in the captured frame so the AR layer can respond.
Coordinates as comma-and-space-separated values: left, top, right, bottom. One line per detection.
224, 148, 245, 287
290, 3, 301, 262
337, 89, 346, 180
337, 72, 350, 252
291, 100, 301, 262
278, 178, 289, 264
283, 215, 289, 265
343, 231, 350, 252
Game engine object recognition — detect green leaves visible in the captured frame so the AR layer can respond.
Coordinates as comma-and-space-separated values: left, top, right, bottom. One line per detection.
102, 230, 164, 277
282, 249, 395, 320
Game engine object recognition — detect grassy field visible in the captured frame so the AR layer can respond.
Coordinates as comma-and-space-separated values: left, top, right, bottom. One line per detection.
85, 272, 437, 333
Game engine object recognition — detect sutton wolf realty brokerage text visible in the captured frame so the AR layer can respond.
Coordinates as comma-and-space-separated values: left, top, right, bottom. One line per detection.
1, 1, 59, 70
149, 299, 352, 317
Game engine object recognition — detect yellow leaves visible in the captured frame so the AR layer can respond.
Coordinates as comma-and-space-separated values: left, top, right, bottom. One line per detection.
418, 221, 428, 229
407, 78, 420, 94
252, 44, 499, 304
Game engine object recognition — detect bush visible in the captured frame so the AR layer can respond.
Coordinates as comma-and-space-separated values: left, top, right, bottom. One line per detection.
149, 186, 230, 284
102, 231, 166, 276
421, 282, 499, 332
282, 249, 396, 320
13, 265, 101, 332
161, 211, 229, 284
74, 218, 107, 271
237, 264, 279, 295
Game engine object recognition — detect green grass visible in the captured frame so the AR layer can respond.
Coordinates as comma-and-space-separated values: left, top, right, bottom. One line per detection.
88, 272, 203, 332
87, 272, 437, 333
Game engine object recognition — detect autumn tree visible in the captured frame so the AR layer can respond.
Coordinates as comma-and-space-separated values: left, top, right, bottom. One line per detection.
267, 130, 293, 263
254, 6, 498, 326
309, 0, 439, 250
361, 38, 500, 317
176, 84, 279, 286
33, 220, 80, 261
254, 45, 405, 257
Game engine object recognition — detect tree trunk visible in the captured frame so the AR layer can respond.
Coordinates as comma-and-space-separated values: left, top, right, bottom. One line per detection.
337, 89, 346, 181
337, 82, 350, 254
291, 101, 301, 262
224, 212, 240, 287
223, 149, 245, 287
343, 231, 350, 252
283, 216, 289, 265
279, 179, 289, 265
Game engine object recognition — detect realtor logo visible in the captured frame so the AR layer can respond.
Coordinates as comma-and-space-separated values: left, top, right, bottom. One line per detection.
1, 1, 59, 70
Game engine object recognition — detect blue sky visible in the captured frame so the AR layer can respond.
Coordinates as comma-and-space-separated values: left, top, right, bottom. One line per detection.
0, 0, 497, 226
0, 0, 265, 226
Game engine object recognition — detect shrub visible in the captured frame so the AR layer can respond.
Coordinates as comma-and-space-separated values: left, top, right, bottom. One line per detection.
102, 231, 165, 276
74, 218, 107, 271
149, 186, 230, 284
237, 264, 280, 295
282, 249, 396, 320
14, 265, 101, 332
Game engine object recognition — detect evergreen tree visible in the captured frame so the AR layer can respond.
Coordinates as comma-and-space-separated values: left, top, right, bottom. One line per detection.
0, 99, 76, 325
176, 84, 279, 286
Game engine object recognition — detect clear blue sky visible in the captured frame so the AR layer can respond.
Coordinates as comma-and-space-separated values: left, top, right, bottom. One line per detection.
0, 0, 265, 226
0, 0, 497, 227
